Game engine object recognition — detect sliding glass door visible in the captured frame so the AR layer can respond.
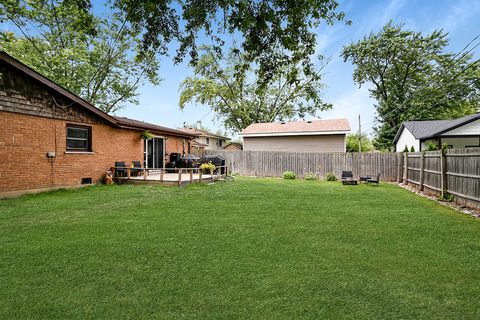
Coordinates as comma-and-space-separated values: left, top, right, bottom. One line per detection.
144, 137, 165, 169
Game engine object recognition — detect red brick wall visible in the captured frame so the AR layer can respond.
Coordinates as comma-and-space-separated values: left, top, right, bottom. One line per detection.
0, 111, 187, 194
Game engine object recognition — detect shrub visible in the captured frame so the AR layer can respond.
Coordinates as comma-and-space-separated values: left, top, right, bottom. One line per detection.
403, 145, 409, 153
283, 171, 297, 180
438, 192, 454, 202
410, 146, 415, 152
426, 143, 437, 151
326, 172, 337, 181
200, 162, 215, 174
304, 172, 318, 180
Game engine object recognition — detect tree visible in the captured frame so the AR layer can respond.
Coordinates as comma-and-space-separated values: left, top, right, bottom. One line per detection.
346, 133, 374, 152
341, 22, 480, 150
179, 46, 332, 133
0, 0, 160, 113
113, 0, 349, 82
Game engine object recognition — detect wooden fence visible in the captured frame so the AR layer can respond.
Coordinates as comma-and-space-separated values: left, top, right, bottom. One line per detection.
196, 149, 480, 209
405, 148, 480, 209
200, 150, 403, 182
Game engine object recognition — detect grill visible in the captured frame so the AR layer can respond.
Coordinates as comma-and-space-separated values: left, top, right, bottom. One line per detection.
199, 154, 226, 174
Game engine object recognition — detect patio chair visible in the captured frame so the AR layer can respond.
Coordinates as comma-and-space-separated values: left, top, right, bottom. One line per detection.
131, 161, 142, 177
367, 173, 380, 185
114, 161, 127, 177
341, 171, 357, 185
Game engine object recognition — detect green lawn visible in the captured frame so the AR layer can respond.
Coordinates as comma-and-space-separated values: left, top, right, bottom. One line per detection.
1, 178, 480, 319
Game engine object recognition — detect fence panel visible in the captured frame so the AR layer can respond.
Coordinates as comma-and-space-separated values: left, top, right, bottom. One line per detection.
207, 150, 399, 181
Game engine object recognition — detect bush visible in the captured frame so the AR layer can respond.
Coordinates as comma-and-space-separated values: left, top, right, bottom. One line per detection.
426, 143, 437, 151
326, 172, 337, 181
283, 171, 297, 180
403, 145, 409, 153
200, 162, 215, 174
438, 192, 454, 202
304, 172, 318, 180
410, 146, 415, 152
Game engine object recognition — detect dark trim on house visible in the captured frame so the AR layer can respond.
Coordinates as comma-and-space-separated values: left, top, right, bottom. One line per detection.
427, 116, 480, 138
0, 51, 196, 140
0, 51, 118, 125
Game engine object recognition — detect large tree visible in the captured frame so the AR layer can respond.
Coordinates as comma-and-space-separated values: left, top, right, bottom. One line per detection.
113, 0, 349, 85
179, 46, 331, 133
346, 133, 374, 153
341, 22, 480, 149
0, 0, 160, 113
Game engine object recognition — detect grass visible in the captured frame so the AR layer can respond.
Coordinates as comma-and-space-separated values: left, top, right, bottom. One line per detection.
1, 178, 480, 319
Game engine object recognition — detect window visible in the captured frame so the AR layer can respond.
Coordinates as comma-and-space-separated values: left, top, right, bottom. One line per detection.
206, 137, 210, 145
66, 125, 91, 151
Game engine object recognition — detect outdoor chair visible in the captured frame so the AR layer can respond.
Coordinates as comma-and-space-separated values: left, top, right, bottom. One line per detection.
114, 161, 127, 177
367, 173, 380, 185
341, 171, 357, 185
131, 161, 142, 177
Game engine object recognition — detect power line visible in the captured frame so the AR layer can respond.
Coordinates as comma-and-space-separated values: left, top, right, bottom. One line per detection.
360, 35, 480, 132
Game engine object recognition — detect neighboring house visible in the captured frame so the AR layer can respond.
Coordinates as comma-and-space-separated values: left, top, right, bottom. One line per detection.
0, 51, 195, 197
240, 119, 351, 152
180, 124, 230, 152
394, 113, 480, 152
223, 142, 243, 151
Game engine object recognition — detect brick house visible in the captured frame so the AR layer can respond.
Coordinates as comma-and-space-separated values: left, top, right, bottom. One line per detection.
0, 51, 196, 197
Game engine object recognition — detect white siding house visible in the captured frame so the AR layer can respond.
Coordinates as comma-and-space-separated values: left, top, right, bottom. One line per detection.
394, 114, 480, 151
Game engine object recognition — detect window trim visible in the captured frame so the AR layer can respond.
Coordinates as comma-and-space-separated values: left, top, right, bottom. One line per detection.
66, 124, 92, 152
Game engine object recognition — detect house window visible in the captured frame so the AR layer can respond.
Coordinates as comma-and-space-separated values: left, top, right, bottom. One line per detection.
206, 137, 210, 145
66, 125, 91, 151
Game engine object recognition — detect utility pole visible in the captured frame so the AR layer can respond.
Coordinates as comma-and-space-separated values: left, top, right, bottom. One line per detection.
358, 114, 362, 153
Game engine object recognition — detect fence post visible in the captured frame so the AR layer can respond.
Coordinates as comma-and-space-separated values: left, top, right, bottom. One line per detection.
440, 149, 447, 197
419, 151, 425, 191
396, 153, 401, 182
403, 152, 408, 184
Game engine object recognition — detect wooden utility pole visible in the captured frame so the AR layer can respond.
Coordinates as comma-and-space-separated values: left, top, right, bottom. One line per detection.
358, 114, 362, 153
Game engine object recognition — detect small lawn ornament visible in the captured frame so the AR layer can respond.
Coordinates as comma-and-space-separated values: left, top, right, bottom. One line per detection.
104, 170, 114, 185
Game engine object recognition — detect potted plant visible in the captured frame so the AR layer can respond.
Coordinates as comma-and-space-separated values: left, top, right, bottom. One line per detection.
140, 130, 154, 140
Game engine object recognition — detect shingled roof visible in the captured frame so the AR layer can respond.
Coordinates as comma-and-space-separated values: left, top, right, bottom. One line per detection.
114, 117, 196, 138
393, 113, 480, 143
0, 51, 195, 139
179, 127, 229, 140
240, 119, 351, 137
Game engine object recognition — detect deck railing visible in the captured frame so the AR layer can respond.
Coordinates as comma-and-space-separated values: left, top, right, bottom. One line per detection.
110, 165, 228, 185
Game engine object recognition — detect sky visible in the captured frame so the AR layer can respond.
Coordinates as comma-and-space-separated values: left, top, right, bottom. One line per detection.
113, 0, 480, 138
5, 0, 480, 138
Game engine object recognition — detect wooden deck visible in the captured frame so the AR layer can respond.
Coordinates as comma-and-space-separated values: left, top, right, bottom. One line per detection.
112, 166, 227, 186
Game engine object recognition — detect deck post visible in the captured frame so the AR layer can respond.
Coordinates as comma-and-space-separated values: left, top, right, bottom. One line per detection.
199, 170, 202, 183
210, 168, 214, 181
189, 170, 193, 182
127, 167, 131, 179
178, 169, 182, 186
160, 170, 164, 182
143, 167, 147, 180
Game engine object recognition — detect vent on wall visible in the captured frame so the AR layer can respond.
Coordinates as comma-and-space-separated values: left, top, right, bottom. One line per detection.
307, 120, 312, 123
81, 177, 92, 185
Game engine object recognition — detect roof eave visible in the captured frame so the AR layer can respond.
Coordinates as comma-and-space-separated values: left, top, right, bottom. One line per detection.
240, 130, 350, 137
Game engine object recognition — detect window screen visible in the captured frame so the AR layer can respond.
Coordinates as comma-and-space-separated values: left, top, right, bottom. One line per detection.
66, 125, 91, 151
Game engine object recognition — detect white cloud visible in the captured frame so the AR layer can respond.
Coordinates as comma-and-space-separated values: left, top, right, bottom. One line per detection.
320, 86, 377, 135
439, 0, 480, 34
380, 0, 407, 26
